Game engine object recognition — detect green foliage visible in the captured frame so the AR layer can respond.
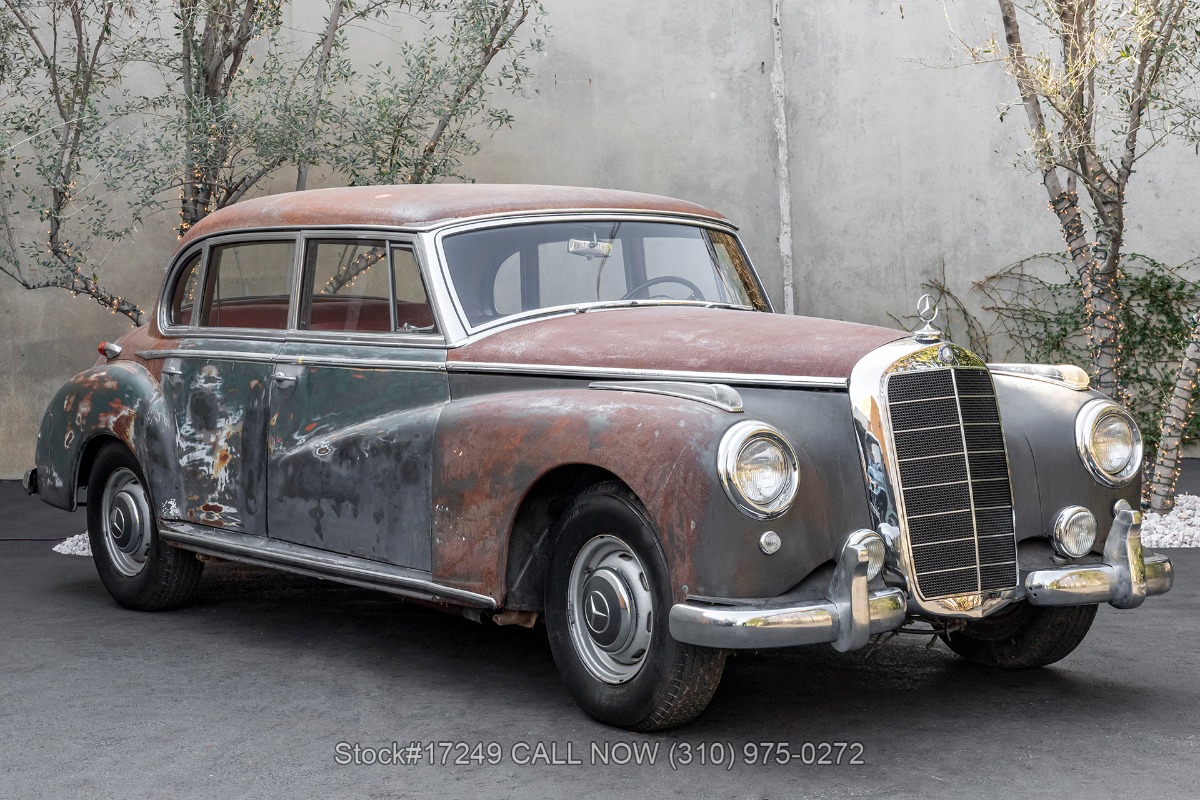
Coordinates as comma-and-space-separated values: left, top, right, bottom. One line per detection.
151, 0, 547, 232
934, 253, 1200, 453
321, 0, 547, 186
1, 0, 548, 319
0, 0, 163, 321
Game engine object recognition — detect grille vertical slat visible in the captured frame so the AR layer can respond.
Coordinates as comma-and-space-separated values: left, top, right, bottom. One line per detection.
885, 367, 1018, 599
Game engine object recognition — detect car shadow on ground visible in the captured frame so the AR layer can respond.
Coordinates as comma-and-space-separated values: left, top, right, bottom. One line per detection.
49, 556, 1162, 740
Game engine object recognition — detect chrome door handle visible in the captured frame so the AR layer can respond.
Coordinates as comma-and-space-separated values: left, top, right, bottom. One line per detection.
272, 372, 298, 384
161, 366, 182, 376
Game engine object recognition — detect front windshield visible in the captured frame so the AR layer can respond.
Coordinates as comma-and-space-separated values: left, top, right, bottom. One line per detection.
440, 220, 769, 328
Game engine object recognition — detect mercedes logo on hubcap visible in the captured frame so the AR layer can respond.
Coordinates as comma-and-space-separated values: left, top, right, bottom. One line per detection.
586, 591, 611, 634
110, 506, 126, 536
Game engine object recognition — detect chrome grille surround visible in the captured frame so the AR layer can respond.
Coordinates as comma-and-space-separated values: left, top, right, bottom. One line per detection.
849, 339, 1021, 619
885, 367, 1019, 599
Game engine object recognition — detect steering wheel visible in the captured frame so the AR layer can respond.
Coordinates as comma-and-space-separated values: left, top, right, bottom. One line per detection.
619, 275, 706, 302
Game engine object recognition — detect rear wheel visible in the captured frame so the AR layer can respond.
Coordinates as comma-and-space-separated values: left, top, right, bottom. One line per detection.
544, 482, 726, 731
940, 601, 1098, 668
87, 443, 203, 610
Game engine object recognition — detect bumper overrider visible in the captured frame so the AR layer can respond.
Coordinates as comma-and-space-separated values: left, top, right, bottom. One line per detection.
668, 507, 1172, 651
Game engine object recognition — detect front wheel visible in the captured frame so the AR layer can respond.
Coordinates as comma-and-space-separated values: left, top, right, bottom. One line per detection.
86, 442, 203, 610
940, 601, 1098, 668
544, 482, 726, 731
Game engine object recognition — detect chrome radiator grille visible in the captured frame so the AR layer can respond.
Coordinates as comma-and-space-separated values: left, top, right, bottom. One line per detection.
885, 368, 1018, 599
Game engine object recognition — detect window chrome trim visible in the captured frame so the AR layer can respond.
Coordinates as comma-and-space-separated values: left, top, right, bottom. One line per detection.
137, 348, 279, 364
157, 215, 757, 349
273, 355, 446, 372
430, 213, 768, 342
448, 360, 848, 389
138, 348, 447, 372
158, 230, 304, 338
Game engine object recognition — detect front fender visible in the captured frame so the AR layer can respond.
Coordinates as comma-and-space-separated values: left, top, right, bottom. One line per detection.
994, 375, 1140, 550
34, 361, 180, 514
431, 388, 749, 604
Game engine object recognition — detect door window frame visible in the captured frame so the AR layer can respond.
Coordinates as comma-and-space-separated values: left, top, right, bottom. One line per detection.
158, 229, 446, 346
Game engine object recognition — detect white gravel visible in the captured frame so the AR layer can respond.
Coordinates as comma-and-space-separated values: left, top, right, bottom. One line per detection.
1143, 494, 1200, 548
53, 532, 91, 556
48, 499, 1197, 559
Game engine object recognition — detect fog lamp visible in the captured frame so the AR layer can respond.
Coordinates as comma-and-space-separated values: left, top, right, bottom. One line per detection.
1052, 506, 1097, 558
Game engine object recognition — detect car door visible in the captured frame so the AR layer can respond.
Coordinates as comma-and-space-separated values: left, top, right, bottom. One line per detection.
159, 234, 297, 534
265, 234, 448, 571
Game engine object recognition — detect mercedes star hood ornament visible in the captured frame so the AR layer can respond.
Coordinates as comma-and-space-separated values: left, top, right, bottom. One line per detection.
913, 293, 942, 343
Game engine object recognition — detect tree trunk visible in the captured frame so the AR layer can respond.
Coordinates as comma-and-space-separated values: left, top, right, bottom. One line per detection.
296, 0, 345, 192
996, 0, 1124, 400
1146, 316, 1200, 512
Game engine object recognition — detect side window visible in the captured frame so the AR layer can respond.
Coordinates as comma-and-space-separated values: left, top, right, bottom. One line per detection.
304, 239, 391, 332
205, 241, 295, 330
169, 252, 202, 326
392, 247, 437, 333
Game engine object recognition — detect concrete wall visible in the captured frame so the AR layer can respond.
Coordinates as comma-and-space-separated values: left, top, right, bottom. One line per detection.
2, 0, 1199, 477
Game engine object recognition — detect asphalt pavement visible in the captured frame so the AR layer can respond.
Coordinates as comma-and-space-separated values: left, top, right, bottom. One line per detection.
1, 484, 1197, 799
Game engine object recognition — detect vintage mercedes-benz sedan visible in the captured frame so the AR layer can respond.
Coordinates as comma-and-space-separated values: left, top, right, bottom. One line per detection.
25, 184, 1173, 730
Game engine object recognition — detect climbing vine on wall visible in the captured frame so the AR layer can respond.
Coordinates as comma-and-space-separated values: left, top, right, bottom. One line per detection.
926, 253, 1200, 455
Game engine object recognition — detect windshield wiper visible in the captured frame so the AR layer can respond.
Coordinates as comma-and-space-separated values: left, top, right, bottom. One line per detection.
577, 300, 755, 313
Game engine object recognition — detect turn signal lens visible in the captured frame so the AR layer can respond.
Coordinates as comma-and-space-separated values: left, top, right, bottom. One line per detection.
863, 535, 886, 580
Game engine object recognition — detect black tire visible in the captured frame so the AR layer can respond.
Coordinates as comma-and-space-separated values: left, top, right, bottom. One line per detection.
940, 601, 1098, 668
86, 442, 203, 610
544, 481, 726, 731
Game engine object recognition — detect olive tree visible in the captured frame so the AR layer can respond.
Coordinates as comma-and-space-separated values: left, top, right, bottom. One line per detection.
962, 1, 1200, 509
0, 0, 158, 323
162, 0, 545, 232
1, 0, 546, 321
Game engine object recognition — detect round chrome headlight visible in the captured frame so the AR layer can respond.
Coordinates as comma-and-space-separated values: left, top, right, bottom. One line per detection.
1075, 399, 1143, 486
1052, 506, 1098, 558
718, 421, 799, 519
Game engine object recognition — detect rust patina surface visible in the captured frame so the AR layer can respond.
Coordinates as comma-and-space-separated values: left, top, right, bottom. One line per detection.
178, 184, 728, 249
451, 307, 904, 379
431, 389, 729, 602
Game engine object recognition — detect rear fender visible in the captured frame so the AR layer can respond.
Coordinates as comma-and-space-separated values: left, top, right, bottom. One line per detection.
35, 361, 180, 514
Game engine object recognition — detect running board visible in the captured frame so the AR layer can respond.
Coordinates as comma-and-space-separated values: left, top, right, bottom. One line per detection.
159, 522, 496, 609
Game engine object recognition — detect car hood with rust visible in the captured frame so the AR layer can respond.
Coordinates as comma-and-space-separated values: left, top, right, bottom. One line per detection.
448, 306, 907, 381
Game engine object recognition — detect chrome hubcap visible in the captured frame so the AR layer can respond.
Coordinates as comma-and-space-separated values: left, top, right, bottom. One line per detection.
101, 468, 151, 577
567, 535, 654, 684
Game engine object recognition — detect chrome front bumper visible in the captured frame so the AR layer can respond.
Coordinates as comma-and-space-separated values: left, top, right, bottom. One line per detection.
1025, 506, 1173, 609
669, 530, 907, 651
670, 507, 1173, 652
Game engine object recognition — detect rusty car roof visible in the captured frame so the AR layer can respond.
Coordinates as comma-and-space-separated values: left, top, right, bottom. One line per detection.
177, 184, 730, 250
